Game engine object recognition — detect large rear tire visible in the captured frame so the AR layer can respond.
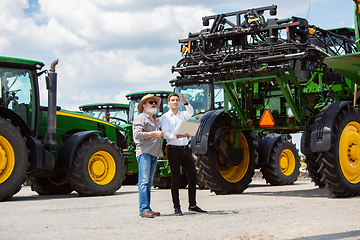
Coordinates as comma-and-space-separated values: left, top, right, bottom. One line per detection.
321, 105, 360, 197
261, 138, 300, 185
194, 154, 207, 189
199, 130, 256, 195
27, 175, 73, 195
305, 153, 325, 188
0, 117, 28, 201
69, 135, 125, 196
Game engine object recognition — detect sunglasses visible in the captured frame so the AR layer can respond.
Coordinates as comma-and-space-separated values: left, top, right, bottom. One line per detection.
147, 100, 157, 105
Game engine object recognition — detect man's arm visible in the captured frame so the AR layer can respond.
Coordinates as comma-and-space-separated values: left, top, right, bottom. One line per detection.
160, 115, 177, 141
133, 116, 163, 140
146, 131, 164, 139
181, 93, 194, 121
133, 117, 148, 140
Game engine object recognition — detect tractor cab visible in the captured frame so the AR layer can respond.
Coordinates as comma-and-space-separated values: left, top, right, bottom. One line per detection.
0, 57, 45, 136
79, 103, 129, 125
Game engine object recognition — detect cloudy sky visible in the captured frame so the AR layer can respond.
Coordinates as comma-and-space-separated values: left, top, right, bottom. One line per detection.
1, 0, 355, 110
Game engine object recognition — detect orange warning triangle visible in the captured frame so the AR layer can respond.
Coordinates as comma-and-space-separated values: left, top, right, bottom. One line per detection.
259, 110, 275, 127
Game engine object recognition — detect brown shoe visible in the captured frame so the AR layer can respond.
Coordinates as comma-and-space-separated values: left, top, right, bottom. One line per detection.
150, 210, 160, 216
140, 211, 154, 218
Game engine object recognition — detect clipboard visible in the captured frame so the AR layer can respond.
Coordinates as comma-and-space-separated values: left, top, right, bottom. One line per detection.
176, 122, 200, 136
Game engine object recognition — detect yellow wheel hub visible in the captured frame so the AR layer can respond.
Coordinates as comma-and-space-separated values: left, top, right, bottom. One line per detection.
217, 131, 250, 183
48, 175, 68, 186
339, 121, 360, 184
0, 135, 15, 184
279, 149, 295, 176
88, 151, 116, 185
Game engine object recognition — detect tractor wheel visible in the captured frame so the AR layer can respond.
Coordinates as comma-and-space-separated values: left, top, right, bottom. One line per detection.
261, 138, 300, 185
152, 168, 188, 189
27, 175, 73, 195
0, 117, 28, 201
199, 130, 256, 195
152, 167, 171, 189
321, 105, 360, 197
305, 153, 325, 188
194, 154, 207, 189
122, 173, 138, 185
69, 135, 125, 196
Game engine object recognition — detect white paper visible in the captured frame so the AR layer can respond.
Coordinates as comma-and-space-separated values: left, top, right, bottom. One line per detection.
176, 122, 200, 136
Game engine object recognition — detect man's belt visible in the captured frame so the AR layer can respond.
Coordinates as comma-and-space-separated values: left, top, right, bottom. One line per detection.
167, 145, 189, 149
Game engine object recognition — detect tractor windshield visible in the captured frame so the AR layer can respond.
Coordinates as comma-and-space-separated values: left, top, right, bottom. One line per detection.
0, 68, 36, 130
83, 108, 128, 125
175, 84, 214, 114
83, 108, 106, 119
128, 98, 170, 123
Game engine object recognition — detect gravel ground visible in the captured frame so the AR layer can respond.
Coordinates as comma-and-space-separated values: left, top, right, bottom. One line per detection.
1, 178, 360, 240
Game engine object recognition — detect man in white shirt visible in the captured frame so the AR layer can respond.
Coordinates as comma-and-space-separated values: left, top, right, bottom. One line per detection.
160, 93, 207, 215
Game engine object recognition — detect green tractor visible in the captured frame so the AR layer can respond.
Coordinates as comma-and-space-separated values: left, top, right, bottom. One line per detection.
78, 102, 139, 184
172, 4, 360, 197
0, 56, 126, 201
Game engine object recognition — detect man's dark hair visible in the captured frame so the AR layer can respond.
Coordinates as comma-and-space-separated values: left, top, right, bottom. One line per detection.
168, 93, 179, 101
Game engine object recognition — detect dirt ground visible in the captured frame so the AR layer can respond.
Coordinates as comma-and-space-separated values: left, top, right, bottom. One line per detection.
1, 178, 360, 240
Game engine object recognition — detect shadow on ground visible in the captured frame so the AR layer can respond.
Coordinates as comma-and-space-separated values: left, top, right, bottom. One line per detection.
291, 230, 360, 240
9, 186, 138, 202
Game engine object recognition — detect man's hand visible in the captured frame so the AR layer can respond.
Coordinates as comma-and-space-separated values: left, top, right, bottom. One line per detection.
176, 133, 191, 138
180, 93, 187, 104
154, 131, 164, 138
146, 131, 164, 139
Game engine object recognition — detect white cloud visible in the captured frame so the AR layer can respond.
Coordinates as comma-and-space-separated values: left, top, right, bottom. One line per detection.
115, 90, 131, 103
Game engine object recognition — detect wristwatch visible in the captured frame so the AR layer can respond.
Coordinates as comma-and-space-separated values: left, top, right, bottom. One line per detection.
184, 102, 188, 106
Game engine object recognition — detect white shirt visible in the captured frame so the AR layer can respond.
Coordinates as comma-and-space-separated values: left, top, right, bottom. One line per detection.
160, 104, 194, 146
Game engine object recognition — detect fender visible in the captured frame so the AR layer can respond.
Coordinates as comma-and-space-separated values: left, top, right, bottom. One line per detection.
310, 101, 351, 153
58, 130, 101, 170
257, 134, 282, 167
191, 109, 230, 155
0, 106, 30, 136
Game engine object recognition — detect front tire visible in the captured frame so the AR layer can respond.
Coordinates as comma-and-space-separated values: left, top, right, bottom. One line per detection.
261, 138, 300, 185
69, 135, 125, 196
199, 129, 256, 195
305, 153, 325, 188
0, 118, 28, 201
27, 175, 73, 195
194, 154, 207, 189
321, 105, 360, 197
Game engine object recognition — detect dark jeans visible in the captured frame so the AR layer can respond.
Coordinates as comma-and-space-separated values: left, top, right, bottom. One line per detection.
167, 146, 197, 209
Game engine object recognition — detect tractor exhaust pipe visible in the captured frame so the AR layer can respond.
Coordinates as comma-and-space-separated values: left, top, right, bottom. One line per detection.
44, 59, 59, 149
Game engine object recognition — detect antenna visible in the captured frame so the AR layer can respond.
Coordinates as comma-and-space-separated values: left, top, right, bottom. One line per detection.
306, 2, 312, 19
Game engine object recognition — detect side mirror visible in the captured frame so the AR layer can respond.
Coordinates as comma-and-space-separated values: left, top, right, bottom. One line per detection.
203, 19, 209, 26
270, 8, 277, 16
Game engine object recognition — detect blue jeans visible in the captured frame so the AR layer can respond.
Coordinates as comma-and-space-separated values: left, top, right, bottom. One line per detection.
137, 153, 157, 214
